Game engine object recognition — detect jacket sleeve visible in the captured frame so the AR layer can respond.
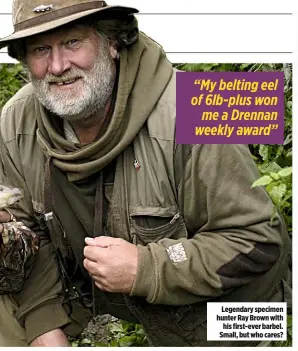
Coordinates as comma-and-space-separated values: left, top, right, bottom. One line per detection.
130, 144, 287, 304
0, 126, 70, 343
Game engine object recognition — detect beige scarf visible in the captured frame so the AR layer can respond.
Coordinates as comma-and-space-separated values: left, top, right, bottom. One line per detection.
36, 33, 173, 182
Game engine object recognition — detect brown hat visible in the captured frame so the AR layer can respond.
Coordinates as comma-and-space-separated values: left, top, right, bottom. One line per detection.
0, 0, 138, 49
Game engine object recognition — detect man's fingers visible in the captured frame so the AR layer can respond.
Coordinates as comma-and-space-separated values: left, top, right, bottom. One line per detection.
83, 245, 108, 262
85, 236, 121, 247
83, 258, 96, 274
83, 258, 101, 275
0, 210, 12, 223
83, 259, 109, 291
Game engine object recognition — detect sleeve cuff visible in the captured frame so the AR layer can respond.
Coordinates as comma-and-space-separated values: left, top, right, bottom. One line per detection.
130, 244, 156, 301
24, 298, 70, 344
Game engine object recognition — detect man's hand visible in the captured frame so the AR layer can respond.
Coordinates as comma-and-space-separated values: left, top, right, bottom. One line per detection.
30, 328, 70, 346
83, 237, 138, 293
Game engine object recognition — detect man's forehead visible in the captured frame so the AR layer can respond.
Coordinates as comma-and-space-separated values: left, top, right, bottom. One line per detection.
26, 24, 95, 44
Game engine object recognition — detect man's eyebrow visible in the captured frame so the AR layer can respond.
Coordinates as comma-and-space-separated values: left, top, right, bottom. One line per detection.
26, 41, 46, 47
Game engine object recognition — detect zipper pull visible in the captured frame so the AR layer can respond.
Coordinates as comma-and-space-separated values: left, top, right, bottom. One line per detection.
44, 212, 53, 221
170, 212, 180, 224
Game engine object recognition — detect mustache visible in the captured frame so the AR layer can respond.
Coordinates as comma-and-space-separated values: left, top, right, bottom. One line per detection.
43, 69, 85, 84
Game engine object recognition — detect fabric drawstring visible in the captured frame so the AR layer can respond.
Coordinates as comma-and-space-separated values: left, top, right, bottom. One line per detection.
92, 172, 104, 316
43, 157, 53, 218
93, 173, 104, 239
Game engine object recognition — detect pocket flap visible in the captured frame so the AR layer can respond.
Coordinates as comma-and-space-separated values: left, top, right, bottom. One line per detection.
130, 205, 178, 218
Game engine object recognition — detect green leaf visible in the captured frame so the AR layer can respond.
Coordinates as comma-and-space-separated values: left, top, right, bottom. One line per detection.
120, 320, 134, 333
252, 176, 273, 187
270, 172, 280, 180
278, 167, 292, 178
267, 184, 287, 206
261, 162, 282, 174
239, 63, 253, 70
118, 336, 135, 347
200, 63, 219, 71
93, 341, 109, 347
109, 323, 123, 334
283, 133, 292, 145
80, 338, 92, 345
259, 145, 269, 161
109, 340, 119, 347
178, 63, 220, 72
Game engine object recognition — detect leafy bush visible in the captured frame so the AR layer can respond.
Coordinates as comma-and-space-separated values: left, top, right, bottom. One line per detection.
69, 320, 148, 347
0, 64, 28, 111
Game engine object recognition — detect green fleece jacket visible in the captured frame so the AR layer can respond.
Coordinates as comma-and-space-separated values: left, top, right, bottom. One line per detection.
0, 36, 289, 343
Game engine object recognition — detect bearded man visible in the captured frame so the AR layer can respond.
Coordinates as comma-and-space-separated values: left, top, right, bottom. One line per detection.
0, 0, 291, 347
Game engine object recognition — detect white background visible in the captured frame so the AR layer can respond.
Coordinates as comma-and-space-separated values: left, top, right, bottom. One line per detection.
0, 1, 297, 350
207, 302, 287, 341
0, 0, 296, 63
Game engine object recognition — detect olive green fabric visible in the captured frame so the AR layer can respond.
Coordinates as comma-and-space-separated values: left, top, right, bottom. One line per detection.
129, 143, 287, 303
0, 295, 27, 346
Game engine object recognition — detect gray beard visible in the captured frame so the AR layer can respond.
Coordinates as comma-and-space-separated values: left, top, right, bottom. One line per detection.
29, 45, 116, 121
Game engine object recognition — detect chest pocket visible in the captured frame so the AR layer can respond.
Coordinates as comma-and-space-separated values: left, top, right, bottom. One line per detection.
129, 209, 188, 245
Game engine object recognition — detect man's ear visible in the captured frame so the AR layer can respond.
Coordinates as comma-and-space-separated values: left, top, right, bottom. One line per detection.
109, 45, 118, 59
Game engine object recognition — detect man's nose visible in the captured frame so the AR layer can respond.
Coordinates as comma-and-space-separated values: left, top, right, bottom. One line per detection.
48, 47, 71, 76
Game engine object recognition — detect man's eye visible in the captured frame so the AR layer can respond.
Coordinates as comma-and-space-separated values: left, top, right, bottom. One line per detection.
67, 39, 79, 46
33, 47, 49, 55
34, 47, 47, 52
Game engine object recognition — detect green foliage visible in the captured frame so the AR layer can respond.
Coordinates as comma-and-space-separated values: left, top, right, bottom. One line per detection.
251, 166, 292, 224
69, 320, 148, 347
271, 315, 292, 347
105, 320, 148, 347
0, 64, 28, 111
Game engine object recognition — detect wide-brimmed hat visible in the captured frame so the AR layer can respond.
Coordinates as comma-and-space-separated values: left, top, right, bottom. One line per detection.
0, 0, 138, 49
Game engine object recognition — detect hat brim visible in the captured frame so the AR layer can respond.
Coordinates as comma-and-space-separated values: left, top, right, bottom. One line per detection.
0, 5, 138, 50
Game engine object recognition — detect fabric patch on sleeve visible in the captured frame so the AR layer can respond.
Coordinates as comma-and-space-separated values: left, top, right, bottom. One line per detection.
217, 243, 280, 291
166, 243, 187, 263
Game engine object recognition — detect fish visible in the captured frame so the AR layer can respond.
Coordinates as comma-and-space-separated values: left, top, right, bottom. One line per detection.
0, 184, 23, 210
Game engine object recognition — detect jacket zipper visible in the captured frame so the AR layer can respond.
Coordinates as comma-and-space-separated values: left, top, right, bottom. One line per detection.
170, 212, 180, 224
